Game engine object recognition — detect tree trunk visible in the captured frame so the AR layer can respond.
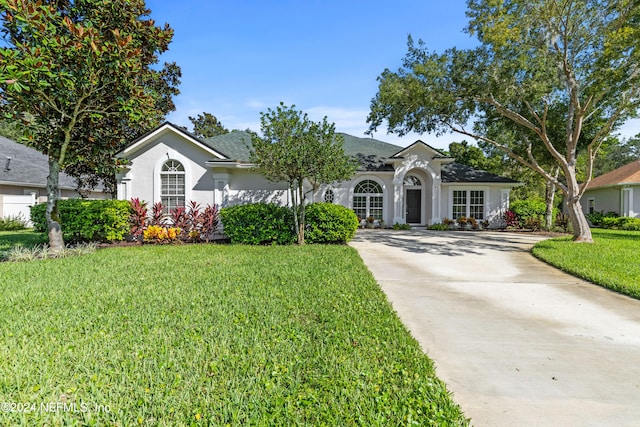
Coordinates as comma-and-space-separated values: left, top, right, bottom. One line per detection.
46, 158, 65, 252
544, 180, 555, 231
557, 162, 592, 242
297, 182, 305, 245
566, 198, 592, 242
544, 167, 560, 231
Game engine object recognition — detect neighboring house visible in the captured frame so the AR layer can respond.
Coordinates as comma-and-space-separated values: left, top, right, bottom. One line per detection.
0, 136, 107, 222
116, 122, 519, 226
582, 160, 640, 218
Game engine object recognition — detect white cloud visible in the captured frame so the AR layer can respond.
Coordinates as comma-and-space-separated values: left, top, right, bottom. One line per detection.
618, 118, 640, 139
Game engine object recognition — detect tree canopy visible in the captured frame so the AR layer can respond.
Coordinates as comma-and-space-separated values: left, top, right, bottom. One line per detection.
250, 103, 357, 244
189, 112, 228, 139
368, 0, 640, 242
0, 0, 180, 249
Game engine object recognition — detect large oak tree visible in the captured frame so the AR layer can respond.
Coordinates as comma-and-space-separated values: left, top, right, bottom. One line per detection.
368, 0, 640, 242
0, 0, 179, 250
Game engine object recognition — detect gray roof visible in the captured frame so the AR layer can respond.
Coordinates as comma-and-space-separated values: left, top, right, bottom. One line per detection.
0, 136, 77, 189
441, 162, 518, 183
126, 123, 517, 184
203, 131, 403, 171
202, 131, 516, 183
203, 131, 253, 160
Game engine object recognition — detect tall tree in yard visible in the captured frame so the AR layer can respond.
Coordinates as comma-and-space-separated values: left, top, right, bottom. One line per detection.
0, 0, 179, 250
189, 112, 228, 138
250, 103, 357, 245
368, 0, 640, 242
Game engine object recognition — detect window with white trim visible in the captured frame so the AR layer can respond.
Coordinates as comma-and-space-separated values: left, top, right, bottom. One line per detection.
469, 190, 485, 220
452, 190, 467, 220
452, 189, 485, 220
161, 160, 185, 214
588, 198, 595, 214
353, 180, 383, 220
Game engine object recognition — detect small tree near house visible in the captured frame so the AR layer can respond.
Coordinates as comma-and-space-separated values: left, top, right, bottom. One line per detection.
250, 103, 357, 245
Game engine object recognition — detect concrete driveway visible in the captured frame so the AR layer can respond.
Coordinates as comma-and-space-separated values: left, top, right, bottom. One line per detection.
349, 229, 640, 427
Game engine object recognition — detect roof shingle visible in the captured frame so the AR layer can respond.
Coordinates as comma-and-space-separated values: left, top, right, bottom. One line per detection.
0, 136, 77, 189
586, 160, 640, 189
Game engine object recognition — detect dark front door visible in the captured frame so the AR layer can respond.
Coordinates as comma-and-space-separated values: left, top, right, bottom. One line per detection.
406, 189, 421, 223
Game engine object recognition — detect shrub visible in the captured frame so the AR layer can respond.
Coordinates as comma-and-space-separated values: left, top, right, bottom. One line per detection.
129, 198, 148, 238
510, 198, 556, 229
555, 212, 570, 232
304, 202, 359, 244
503, 209, 519, 228
30, 199, 131, 242
0, 214, 29, 231
427, 223, 449, 230
143, 225, 182, 243
525, 216, 542, 231
130, 200, 220, 243
586, 210, 619, 227
393, 222, 412, 230
220, 203, 295, 245
601, 216, 640, 231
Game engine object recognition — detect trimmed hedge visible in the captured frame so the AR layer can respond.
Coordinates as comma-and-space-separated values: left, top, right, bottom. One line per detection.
220, 203, 296, 245
304, 202, 359, 243
30, 199, 131, 243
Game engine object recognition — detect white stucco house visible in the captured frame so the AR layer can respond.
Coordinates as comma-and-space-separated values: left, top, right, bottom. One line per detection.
116, 123, 518, 227
581, 160, 640, 218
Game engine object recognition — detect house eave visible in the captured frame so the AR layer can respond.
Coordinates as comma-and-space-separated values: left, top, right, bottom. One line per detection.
585, 182, 640, 191
205, 160, 255, 169
0, 180, 76, 191
118, 122, 228, 159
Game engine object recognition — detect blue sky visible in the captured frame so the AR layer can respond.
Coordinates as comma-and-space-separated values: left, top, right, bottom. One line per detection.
145, 0, 639, 149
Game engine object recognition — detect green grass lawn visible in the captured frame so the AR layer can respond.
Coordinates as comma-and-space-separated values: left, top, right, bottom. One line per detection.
0, 243, 467, 426
533, 229, 640, 299
0, 230, 47, 252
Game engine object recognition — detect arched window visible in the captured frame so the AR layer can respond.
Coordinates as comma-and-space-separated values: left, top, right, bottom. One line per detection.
323, 188, 335, 203
161, 160, 185, 214
404, 175, 422, 186
353, 179, 383, 220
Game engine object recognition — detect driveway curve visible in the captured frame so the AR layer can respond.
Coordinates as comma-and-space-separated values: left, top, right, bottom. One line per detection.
349, 230, 640, 427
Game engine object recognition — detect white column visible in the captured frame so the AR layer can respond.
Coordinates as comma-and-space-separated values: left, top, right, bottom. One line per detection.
392, 176, 404, 224
432, 182, 441, 225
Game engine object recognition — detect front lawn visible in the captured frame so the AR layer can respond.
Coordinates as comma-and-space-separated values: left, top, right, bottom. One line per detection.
0, 244, 467, 426
533, 229, 640, 299
0, 230, 47, 253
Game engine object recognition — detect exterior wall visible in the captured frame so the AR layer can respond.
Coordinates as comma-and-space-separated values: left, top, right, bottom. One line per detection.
442, 184, 509, 227
224, 169, 289, 206
582, 187, 622, 216
119, 132, 215, 207
584, 186, 640, 218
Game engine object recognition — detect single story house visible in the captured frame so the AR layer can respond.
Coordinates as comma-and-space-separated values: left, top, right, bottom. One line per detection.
0, 136, 107, 222
116, 122, 519, 226
581, 160, 640, 218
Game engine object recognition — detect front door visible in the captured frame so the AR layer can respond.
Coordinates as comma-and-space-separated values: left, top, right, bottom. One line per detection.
406, 189, 421, 223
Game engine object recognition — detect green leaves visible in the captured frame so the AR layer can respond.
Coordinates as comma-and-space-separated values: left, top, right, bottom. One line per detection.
251, 103, 357, 244
1, 0, 181, 244
368, 0, 640, 241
